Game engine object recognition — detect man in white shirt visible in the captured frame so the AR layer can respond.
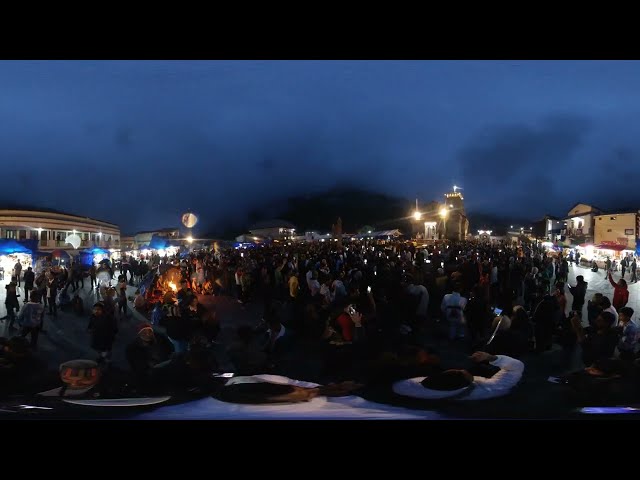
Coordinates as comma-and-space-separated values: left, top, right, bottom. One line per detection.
441, 284, 468, 340
392, 352, 524, 401
601, 296, 619, 327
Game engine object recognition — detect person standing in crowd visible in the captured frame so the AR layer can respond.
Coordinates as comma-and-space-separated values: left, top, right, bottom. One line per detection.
88, 301, 118, 366
4, 278, 21, 329
575, 250, 581, 266
442, 283, 468, 341
46, 275, 58, 317
117, 277, 128, 319
587, 293, 604, 328
608, 271, 629, 312
631, 257, 638, 283
532, 286, 560, 352
23, 267, 35, 304
554, 281, 567, 319
568, 275, 588, 317
16, 292, 44, 349
600, 296, 619, 327
621, 256, 628, 279
605, 257, 612, 273
13, 261, 22, 287
89, 263, 97, 290
465, 285, 491, 347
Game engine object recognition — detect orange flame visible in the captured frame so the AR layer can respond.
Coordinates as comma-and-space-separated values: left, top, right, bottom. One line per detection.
168, 281, 177, 292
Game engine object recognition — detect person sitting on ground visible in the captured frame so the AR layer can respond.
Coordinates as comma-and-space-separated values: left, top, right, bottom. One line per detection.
193, 304, 220, 345
134, 289, 147, 312
202, 279, 214, 295
125, 323, 174, 391
391, 351, 524, 401
261, 314, 294, 355
608, 271, 629, 312
484, 306, 531, 358
570, 311, 619, 367
365, 345, 442, 387
560, 358, 639, 406
0, 336, 47, 397
227, 325, 269, 375
616, 307, 638, 361
216, 374, 363, 404
176, 279, 194, 310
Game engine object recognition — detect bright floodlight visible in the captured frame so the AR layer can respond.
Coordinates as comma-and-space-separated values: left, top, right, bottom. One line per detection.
186, 236, 193, 243
453, 185, 457, 192
439, 208, 448, 218
413, 211, 422, 221
368, 230, 372, 234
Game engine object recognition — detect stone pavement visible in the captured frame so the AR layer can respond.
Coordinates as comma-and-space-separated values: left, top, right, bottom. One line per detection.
0, 271, 262, 373
564, 263, 640, 324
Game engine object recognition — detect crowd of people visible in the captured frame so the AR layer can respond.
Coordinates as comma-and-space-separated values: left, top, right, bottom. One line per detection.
1, 238, 640, 414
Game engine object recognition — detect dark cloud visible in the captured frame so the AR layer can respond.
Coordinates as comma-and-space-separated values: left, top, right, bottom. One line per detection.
1, 61, 640, 233
457, 114, 591, 215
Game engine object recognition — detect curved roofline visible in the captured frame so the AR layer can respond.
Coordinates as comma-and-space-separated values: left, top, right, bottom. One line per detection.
0, 208, 118, 228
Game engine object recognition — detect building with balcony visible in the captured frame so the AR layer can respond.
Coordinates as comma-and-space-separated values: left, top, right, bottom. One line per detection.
248, 220, 296, 241
594, 211, 638, 251
0, 207, 120, 252
561, 203, 602, 245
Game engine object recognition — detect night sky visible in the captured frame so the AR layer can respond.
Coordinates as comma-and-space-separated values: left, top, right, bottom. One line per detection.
2, 60, 639, 235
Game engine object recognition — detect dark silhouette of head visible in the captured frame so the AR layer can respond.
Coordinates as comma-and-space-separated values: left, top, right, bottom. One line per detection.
421, 370, 472, 391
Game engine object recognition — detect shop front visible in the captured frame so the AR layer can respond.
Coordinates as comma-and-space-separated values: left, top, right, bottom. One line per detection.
0, 239, 34, 284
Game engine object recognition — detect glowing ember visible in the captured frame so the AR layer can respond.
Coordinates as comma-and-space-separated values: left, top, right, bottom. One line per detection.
168, 282, 177, 292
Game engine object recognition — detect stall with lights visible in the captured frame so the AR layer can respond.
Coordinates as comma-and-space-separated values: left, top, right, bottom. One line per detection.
0, 240, 34, 282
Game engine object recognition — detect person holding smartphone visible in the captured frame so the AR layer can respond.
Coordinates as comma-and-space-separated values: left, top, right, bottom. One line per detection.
334, 301, 365, 344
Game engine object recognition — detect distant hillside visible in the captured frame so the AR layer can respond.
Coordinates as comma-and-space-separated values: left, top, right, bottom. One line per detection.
467, 212, 536, 236
276, 187, 411, 233
210, 186, 543, 240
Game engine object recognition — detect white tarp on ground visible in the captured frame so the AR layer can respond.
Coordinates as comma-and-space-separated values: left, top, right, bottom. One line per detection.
135, 395, 445, 420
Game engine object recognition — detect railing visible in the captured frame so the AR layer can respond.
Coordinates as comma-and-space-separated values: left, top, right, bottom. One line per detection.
40, 240, 48, 247
81, 240, 89, 246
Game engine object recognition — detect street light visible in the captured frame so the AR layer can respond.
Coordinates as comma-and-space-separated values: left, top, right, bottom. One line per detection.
413, 210, 422, 221
439, 207, 448, 240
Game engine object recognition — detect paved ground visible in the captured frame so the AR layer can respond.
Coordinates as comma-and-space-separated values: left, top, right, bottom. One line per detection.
0, 272, 263, 373
0, 262, 637, 418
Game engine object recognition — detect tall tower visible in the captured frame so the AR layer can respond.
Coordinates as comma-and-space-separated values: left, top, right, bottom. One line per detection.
444, 186, 465, 214
443, 186, 468, 241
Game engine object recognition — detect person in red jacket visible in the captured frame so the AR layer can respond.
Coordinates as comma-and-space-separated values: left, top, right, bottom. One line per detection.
608, 272, 629, 310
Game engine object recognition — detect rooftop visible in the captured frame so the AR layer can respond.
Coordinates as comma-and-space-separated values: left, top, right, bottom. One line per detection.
0, 204, 118, 227
249, 219, 296, 230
